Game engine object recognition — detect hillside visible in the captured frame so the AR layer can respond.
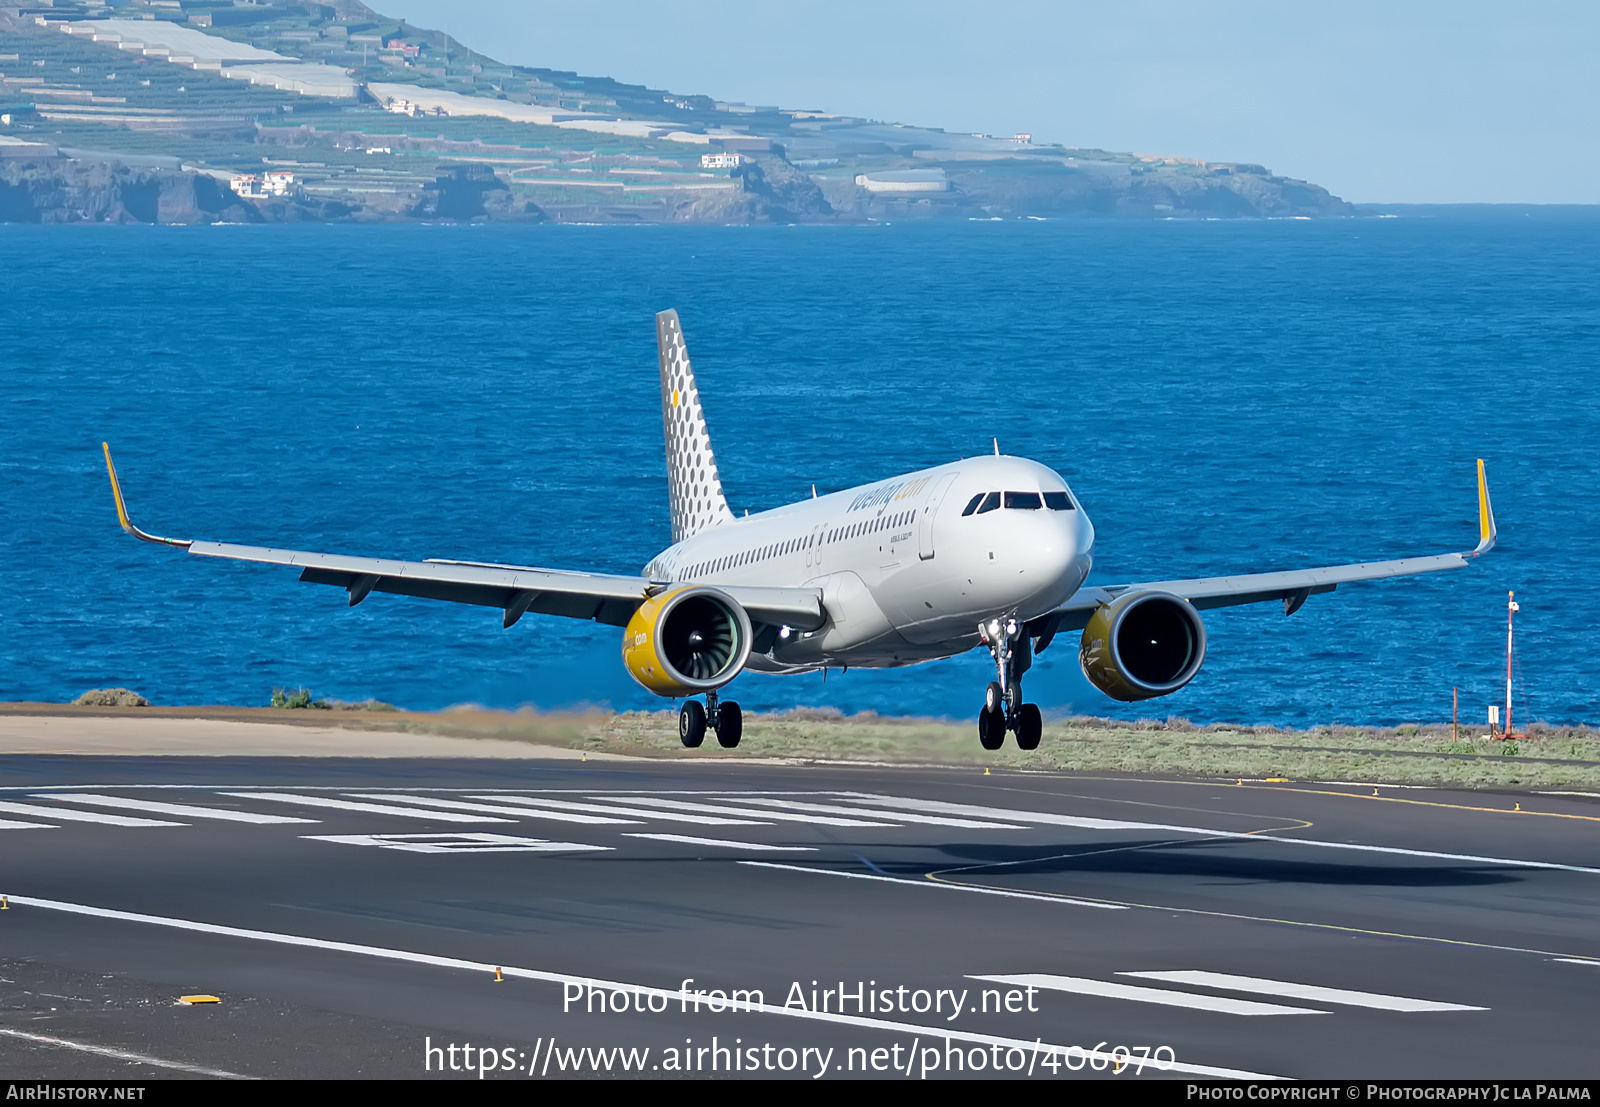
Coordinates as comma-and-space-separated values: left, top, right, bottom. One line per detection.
0, 2, 1352, 224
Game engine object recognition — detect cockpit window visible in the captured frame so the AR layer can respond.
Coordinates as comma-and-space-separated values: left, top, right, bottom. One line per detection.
975, 491, 1001, 515
1043, 491, 1076, 511
1004, 491, 1043, 510
960, 493, 984, 517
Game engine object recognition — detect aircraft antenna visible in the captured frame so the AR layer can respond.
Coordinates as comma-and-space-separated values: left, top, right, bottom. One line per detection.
993, 438, 1000, 456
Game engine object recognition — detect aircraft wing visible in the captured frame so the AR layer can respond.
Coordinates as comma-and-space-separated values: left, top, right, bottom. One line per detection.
102, 445, 824, 632
1027, 460, 1498, 647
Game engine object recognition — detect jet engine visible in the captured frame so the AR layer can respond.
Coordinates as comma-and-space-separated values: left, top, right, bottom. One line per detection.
1079, 590, 1207, 702
622, 586, 753, 697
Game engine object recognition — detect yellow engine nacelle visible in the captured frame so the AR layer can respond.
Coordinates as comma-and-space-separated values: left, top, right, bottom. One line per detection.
1079, 590, 1207, 702
622, 586, 753, 697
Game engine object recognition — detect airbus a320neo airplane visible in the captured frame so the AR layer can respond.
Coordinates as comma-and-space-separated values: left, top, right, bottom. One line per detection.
103, 310, 1497, 751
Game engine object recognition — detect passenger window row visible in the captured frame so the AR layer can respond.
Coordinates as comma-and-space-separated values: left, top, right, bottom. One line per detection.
677, 508, 920, 580
828, 509, 913, 545
961, 490, 1076, 516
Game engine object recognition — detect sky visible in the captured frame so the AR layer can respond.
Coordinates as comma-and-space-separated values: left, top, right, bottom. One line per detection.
382, 1, 1599, 205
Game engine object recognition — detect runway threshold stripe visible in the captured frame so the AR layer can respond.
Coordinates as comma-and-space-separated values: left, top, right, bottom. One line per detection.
623, 833, 816, 852
970, 974, 1326, 1017
607, 796, 897, 828
834, 793, 1600, 874
0, 1027, 250, 1079
0, 819, 54, 830
0, 800, 182, 828
0, 893, 1276, 1080
834, 793, 1156, 830
732, 797, 1022, 829
220, 793, 513, 823
738, 861, 1126, 910
303, 833, 610, 854
29, 793, 317, 825
1119, 971, 1486, 1012
345, 794, 638, 825
464, 795, 770, 826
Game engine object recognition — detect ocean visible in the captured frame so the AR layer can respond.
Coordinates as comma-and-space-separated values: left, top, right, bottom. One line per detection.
3, 209, 1596, 726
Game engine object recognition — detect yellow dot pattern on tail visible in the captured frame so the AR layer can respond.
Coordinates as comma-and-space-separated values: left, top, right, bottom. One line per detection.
657, 310, 735, 544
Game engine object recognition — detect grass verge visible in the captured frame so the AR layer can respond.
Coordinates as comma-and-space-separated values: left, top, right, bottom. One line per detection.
5, 702, 1597, 790
383, 710, 1600, 791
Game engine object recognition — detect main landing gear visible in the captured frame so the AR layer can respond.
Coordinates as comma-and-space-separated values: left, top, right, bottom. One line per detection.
977, 615, 1043, 751
679, 689, 742, 749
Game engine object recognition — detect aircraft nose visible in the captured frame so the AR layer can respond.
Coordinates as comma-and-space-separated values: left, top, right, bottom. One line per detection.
1012, 510, 1086, 596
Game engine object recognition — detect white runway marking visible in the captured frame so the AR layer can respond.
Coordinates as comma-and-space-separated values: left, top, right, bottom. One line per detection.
465, 795, 770, 826
0, 819, 55, 830
739, 861, 1126, 909
835, 793, 1158, 830
346, 793, 637, 824
0, 892, 1278, 1079
623, 833, 817, 852
221, 792, 513, 823
834, 793, 1600, 873
30, 793, 317, 825
303, 833, 610, 855
0, 1027, 249, 1079
609, 796, 897, 827
1119, 971, 1486, 1012
1552, 958, 1600, 966
971, 973, 1327, 1016
733, 797, 1023, 829
0, 800, 181, 828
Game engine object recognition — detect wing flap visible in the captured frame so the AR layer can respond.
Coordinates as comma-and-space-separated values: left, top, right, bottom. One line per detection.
189, 540, 652, 626
1028, 460, 1497, 646
1031, 552, 1479, 642
1133, 552, 1471, 608
185, 541, 824, 631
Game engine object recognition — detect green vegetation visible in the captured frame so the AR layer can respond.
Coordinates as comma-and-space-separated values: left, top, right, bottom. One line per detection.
268, 688, 396, 712
354, 709, 1600, 791
269, 686, 325, 710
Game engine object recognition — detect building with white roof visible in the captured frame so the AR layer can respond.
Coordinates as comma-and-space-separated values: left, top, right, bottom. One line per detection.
854, 169, 951, 193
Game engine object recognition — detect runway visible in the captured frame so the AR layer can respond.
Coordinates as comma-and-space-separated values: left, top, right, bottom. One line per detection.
2, 752, 1598, 1079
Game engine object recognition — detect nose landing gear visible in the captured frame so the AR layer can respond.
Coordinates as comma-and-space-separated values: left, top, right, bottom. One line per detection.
679, 689, 742, 749
977, 616, 1044, 751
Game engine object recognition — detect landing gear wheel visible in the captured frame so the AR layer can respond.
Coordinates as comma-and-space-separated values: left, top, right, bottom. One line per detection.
1006, 682, 1022, 715
715, 701, 743, 748
978, 705, 1006, 751
1015, 703, 1043, 751
679, 701, 707, 748
984, 681, 1004, 715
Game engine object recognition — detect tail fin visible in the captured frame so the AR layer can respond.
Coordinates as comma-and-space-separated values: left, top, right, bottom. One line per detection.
657, 310, 735, 543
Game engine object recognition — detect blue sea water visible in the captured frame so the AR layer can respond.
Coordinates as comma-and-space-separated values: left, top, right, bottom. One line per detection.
3, 211, 1597, 726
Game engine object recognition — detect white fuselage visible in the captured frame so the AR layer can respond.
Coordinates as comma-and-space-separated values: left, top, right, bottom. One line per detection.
641, 455, 1094, 671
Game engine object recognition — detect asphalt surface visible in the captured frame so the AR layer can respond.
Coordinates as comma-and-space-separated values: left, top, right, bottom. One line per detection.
2, 753, 1599, 1080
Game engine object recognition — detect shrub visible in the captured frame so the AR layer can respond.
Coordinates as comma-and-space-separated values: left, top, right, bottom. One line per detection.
270, 687, 327, 710
73, 688, 149, 708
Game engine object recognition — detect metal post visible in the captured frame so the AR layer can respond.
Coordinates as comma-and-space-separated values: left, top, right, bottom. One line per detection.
1505, 591, 1518, 738
1452, 686, 1458, 743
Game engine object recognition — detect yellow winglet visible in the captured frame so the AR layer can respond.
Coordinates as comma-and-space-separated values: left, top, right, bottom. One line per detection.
102, 442, 134, 534
1473, 458, 1497, 557
101, 443, 192, 549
